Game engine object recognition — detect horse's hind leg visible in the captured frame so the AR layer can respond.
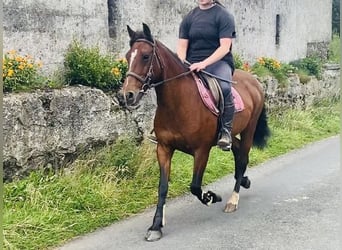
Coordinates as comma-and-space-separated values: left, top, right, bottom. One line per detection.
224, 135, 252, 213
145, 145, 173, 242
190, 148, 222, 206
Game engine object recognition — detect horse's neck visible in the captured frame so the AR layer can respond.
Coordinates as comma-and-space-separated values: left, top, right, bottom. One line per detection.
154, 42, 201, 110
155, 73, 198, 111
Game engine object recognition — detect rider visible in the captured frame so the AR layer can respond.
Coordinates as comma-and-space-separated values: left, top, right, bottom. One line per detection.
177, 0, 236, 151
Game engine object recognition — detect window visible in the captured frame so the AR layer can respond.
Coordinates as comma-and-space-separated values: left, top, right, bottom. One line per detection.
275, 14, 280, 45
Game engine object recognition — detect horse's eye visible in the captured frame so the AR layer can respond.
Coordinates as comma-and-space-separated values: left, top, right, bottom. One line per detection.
142, 54, 150, 61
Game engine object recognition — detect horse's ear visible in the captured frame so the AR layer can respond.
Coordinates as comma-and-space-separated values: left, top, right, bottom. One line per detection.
127, 25, 135, 39
142, 23, 152, 39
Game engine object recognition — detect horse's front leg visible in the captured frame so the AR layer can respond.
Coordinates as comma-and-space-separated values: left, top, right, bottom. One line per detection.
145, 145, 173, 242
224, 140, 251, 213
190, 149, 222, 206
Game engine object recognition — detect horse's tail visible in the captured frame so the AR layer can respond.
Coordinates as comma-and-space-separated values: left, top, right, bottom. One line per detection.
253, 105, 271, 149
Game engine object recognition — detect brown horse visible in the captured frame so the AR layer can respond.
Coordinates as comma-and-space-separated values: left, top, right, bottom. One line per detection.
118, 23, 270, 241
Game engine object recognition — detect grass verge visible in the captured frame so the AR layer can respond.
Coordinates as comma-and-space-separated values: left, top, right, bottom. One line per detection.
3, 100, 340, 250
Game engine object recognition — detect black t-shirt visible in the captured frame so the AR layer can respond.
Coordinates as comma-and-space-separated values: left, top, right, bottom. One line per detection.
179, 4, 236, 70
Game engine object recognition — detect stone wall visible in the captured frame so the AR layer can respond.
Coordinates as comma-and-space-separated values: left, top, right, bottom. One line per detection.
3, 0, 332, 75
3, 67, 340, 181
263, 65, 340, 110
3, 86, 156, 181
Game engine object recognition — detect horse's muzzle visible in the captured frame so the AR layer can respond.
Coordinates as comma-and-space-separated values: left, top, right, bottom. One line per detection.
117, 90, 143, 109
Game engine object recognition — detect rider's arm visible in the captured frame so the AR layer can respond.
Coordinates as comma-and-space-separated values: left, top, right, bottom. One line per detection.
203, 38, 232, 66
190, 37, 232, 72
177, 38, 189, 63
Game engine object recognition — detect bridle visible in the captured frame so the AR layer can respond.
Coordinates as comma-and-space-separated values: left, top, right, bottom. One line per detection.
125, 39, 161, 92
125, 39, 192, 94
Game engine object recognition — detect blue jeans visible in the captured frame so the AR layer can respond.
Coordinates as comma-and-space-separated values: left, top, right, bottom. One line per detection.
205, 60, 232, 99
205, 60, 234, 136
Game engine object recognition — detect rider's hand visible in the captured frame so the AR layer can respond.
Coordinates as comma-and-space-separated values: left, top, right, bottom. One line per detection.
189, 61, 207, 72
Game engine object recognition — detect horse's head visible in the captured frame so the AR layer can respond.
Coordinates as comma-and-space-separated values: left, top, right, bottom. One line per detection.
118, 23, 162, 109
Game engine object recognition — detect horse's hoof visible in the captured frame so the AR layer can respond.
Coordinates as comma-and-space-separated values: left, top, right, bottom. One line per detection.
202, 191, 222, 205
215, 194, 222, 202
224, 203, 238, 213
242, 177, 251, 189
145, 229, 162, 242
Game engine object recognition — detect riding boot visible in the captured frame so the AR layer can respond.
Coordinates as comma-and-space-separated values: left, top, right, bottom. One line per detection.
217, 94, 235, 151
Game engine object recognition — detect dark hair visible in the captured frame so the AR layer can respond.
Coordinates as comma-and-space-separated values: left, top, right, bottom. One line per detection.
214, 0, 225, 7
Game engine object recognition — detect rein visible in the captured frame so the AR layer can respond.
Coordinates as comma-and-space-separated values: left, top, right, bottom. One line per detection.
150, 71, 192, 88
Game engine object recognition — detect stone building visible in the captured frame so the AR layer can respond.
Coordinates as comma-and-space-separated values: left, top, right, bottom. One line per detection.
3, 0, 332, 74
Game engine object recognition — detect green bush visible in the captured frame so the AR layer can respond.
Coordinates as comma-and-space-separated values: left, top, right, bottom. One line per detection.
290, 56, 322, 79
251, 57, 290, 86
64, 41, 127, 92
3, 50, 46, 92
251, 62, 271, 77
233, 53, 244, 70
297, 70, 311, 84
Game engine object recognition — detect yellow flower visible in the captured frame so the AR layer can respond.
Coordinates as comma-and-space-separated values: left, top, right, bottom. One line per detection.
8, 49, 17, 55
15, 56, 23, 62
257, 57, 265, 65
272, 60, 281, 69
7, 69, 14, 77
242, 62, 251, 72
111, 67, 121, 77
18, 64, 25, 70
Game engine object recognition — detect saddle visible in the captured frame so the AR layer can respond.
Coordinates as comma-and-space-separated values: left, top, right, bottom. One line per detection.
192, 72, 244, 116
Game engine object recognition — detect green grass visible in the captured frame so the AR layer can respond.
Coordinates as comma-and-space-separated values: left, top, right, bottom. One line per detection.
3, 100, 340, 250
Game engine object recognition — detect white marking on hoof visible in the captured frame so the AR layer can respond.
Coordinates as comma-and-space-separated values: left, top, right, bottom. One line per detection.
224, 191, 239, 213
201, 191, 213, 206
145, 230, 162, 242
207, 197, 213, 206
162, 205, 166, 226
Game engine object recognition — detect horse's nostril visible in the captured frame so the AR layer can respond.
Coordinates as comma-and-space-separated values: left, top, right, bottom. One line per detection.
126, 91, 135, 100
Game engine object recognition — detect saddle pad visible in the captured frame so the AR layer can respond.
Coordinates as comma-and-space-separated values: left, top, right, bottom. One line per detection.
231, 87, 244, 112
194, 73, 245, 116
195, 73, 220, 116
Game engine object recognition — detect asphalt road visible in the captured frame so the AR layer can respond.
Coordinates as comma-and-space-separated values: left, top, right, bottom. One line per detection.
58, 136, 340, 250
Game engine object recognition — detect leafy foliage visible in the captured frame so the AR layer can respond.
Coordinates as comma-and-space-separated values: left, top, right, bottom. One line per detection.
289, 56, 323, 79
233, 53, 243, 69
2, 50, 46, 92
64, 40, 127, 92
252, 57, 295, 86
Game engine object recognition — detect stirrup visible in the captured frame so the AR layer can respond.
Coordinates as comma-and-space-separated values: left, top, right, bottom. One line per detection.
147, 128, 158, 144
217, 132, 232, 151
217, 141, 231, 151
147, 135, 158, 144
